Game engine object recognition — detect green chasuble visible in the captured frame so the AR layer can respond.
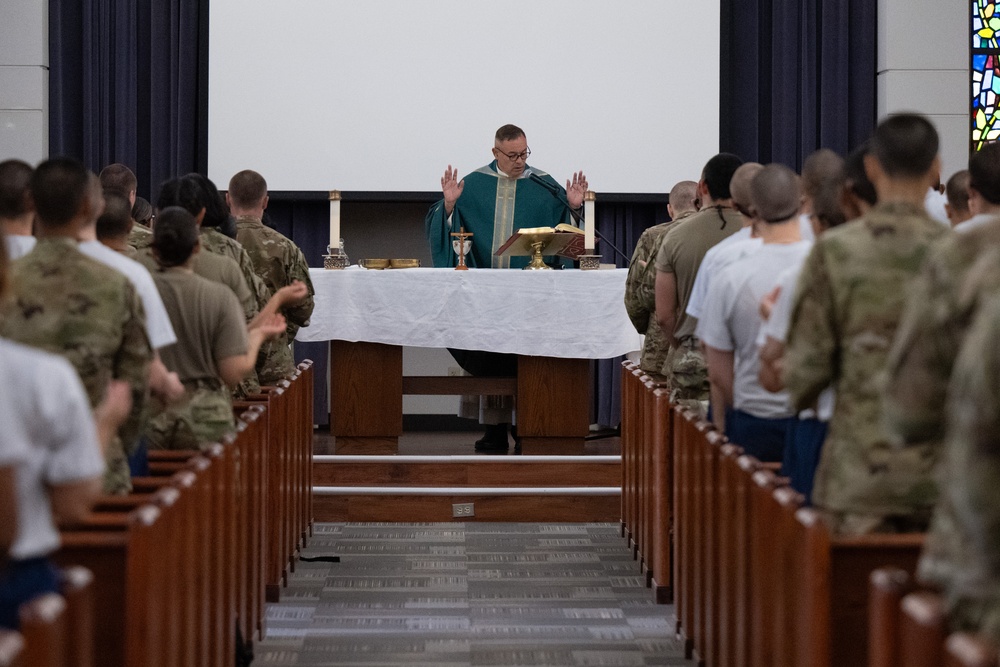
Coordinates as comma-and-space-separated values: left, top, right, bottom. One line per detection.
425, 161, 577, 269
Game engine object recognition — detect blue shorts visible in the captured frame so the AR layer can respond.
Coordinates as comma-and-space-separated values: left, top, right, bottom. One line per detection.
725, 408, 794, 465
0, 557, 60, 630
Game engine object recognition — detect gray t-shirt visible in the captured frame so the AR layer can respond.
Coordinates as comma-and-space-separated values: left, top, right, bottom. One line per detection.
698, 240, 813, 418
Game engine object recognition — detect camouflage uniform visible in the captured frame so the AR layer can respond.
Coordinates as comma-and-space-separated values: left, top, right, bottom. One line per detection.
0, 237, 152, 494
235, 215, 315, 384
932, 293, 1000, 643
885, 218, 1000, 589
199, 227, 271, 396
128, 223, 152, 252
784, 202, 946, 533
624, 211, 692, 374
147, 381, 235, 451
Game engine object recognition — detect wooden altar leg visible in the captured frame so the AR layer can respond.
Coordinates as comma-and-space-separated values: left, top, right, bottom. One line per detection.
517, 356, 590, 454
329, 341, 402, 454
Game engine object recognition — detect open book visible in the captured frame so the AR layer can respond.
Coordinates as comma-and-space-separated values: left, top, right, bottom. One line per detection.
494, 223, 586, 261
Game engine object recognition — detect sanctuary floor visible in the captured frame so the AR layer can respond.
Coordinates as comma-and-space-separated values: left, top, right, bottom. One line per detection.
251, 522, 690, 667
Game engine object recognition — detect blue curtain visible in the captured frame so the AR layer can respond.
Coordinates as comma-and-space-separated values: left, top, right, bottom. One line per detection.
49, 0, 208, 198
720, 0, 878, 169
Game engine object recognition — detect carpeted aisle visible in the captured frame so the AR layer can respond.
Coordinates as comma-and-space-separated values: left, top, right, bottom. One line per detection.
252, 522, 691, 666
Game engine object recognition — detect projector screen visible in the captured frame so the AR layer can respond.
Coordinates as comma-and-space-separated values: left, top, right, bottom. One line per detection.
208, 1, 720, 195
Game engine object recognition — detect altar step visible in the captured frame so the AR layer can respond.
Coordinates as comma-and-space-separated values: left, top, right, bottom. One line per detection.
312, 455, 621, 522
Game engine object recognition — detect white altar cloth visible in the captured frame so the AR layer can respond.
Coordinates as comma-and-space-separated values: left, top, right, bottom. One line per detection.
296, 267, 642, 359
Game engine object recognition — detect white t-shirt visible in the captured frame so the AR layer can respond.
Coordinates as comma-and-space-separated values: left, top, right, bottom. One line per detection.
4, 234, 36, 260
954, 212, 997, 233
925, 187, 950, 226
797, 213, 816, 243
0, 338, 105, 560
78, 239, 177, 350
698, 241, 813, 419
686, 229, 761, 320
758, 257, 835, 421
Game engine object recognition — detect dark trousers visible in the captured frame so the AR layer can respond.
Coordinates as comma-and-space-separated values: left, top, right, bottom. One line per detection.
447, 349, 517, 378
725, 408, 794, 465
0, 557, 60, 629
128, 435, 150, 477
785, 417, 828, 505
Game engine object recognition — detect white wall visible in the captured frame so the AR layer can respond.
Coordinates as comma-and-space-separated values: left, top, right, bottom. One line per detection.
878, 0, 967, 180
0, 0, 47, 163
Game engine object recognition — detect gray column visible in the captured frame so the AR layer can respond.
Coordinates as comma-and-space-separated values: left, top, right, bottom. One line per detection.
878, 0, 967, 177
0, 0, 47, 163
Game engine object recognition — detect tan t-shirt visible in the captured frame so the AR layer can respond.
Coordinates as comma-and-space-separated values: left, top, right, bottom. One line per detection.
654, 206, 743, 340
152, 269, 249, 383
136, 248, 256, 320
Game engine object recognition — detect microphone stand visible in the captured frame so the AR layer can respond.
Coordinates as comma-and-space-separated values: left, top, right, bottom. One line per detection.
526, 173, 630, 266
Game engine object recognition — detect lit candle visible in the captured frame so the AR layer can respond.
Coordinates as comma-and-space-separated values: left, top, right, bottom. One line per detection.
329, 190, 342, 251
584, 190, 596, 252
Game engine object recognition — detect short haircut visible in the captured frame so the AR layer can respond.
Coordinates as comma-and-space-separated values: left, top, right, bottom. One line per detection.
228, 169, 268, 209
132, 196, 153, 225
728, 163, 764, 214
701, 153, 744, 201
751, 164, 801, 223
946, 169, 972, 213
801, 149, 844, 200
668, 180, 699, 214
152, 206, 200, 267
99, 163, 138, 198
495, 124, 526, 144
843, 142, 878, 208
30, 157, 92, 228
969, 143, 1000, 205
97, 190, 133, 241
871, 113, 939, 178
0, 159, 33, 219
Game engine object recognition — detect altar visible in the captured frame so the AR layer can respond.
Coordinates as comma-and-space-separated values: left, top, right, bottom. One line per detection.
297, 267, 642, 453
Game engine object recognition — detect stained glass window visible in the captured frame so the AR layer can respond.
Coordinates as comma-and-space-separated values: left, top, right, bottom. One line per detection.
973, 2, 1000, 150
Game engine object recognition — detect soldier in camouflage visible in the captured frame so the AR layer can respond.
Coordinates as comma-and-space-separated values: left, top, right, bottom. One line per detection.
228, 169, 316, 384
784, 114, 947, 535
932, 291, 1000, 643
654, 154, 745, 414
1, 158, 152, 494
884, 142, 1000, 605
624, 180, 697, 375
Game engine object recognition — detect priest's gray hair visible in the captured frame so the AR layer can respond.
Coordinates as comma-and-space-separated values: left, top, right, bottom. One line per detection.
495, 124, 526, 144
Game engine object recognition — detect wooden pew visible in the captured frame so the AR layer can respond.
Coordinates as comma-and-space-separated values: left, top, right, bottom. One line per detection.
649, 384, 673, 602
868, 567, 915, 667
671, 406, 697, 655
715, 448, 754, 667
59, 565, 94, 667
946, 632, 1000, 667
747, 467, 783, 667
899, 590, 947, 667
794, 508, 924, 667
0, 630, 24, 667
18, 593, 66, 667
620, 362, 642, 553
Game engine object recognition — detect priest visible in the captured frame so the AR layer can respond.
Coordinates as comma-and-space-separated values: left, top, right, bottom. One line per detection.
425, 124, 588, 453
426, 124, 588, 269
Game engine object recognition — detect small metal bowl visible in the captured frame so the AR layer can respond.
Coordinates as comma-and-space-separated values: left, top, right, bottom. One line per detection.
359, 258, 390, 270
389, 258, 420, 269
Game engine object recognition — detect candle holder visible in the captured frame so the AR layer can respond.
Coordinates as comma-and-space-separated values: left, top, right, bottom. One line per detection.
323, 242, 350, 270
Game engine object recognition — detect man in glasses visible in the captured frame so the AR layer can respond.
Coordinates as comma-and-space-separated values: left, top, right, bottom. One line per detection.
425, 124, 588, 453
426, 124, 587, 270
